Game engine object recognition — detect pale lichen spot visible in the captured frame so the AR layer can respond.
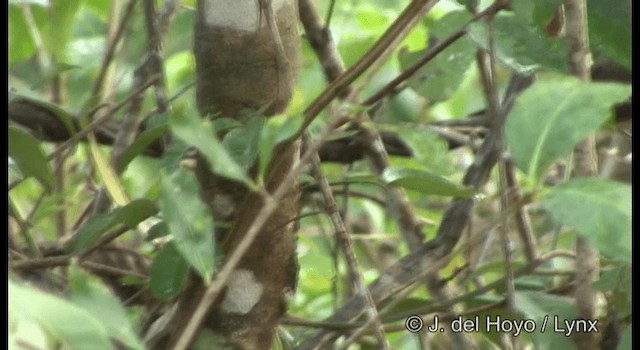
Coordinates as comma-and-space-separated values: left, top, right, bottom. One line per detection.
221, 269, 264, 314
203, 0, 286, 32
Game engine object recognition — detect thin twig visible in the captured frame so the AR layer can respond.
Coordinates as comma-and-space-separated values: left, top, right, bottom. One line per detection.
306, 135, 390, 350
90, 0, 138, 100
297, 0, 440, 138
46, 75, 160, 162
476, 13, 518, 350
362, 1, 508, 107
295, 72, 534, 349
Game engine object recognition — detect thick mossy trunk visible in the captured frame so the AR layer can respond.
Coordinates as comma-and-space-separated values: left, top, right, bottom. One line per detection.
186, 0, 301, 348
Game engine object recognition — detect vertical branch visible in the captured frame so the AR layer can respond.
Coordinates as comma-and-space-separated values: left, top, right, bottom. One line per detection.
306, 136, 389, 350
563, 1, 599, 349
476, 14, 518, 350
90, 0, 138, 102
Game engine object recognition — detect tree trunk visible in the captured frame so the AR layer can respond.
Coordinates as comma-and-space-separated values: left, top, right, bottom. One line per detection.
169, 0, 301, 348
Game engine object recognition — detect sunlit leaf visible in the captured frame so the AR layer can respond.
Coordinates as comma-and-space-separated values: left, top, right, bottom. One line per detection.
505, 79, 630, 183
541, 178, 631, 262
382, 167, 474, 198
8, 126, 54, 192
159, 168, 216, 282
9, 280, 113, 350
89, 136, 130, 206
68, 266, 145, 350
9, 6, 36, 64
46, 0, 81, 61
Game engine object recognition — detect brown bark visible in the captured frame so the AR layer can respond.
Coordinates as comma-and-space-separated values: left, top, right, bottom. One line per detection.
164, 0, 302, 348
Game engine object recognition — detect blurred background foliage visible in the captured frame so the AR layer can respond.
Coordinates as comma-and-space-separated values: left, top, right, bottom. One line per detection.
9, 0, 631, 349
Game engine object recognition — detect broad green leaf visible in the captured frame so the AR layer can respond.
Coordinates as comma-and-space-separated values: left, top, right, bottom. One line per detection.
541, 178, 631, 262
399, 11, 474, 103
147, 221, 170, 240
169, 111, 254, 189
8, 126, 54, 192
382, 167, 474, 198
45, 0, 81, 61
9, 280, 113, 350
89, 136, 129, 206
505, 79, 631, 182
71, 199, 158, 252
511, 0, 562, 29
592, 265, 631, 314
259, 114, 302, 178
394, 127, 453, 175
514, 291, 576, 349
116, 123, 169, 172
588, 0, 631, 69
468, 13, 567, 73
164, 50, 195, 92
68, 266, 145, 350
150, 242, 190, 300
159, 168, 216, 282
223, 116, 264, 171
9, 6, 36, 65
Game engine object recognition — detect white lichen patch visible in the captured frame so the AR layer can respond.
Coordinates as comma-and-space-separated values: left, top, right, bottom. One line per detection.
221, 269, 264, 314
203, 0, 286, 32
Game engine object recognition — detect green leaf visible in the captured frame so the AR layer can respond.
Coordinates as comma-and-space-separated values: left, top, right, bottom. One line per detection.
9, 5, 36, 65
8, 126, 54, 192
505, 79, 631, 182
147, 221, 170, 240
223, 116, 264, 171
511, 0, 562, 29
588, 0, 631, 69
592, 264, 631, 314
399, 11, 475, 103
541, 178, 631, 262
71, 199, 158, 252
68, 266, 145, 350
159, 168, 216, 282
259, 114, 302, 178
169, 111, 254, 189
116, 123, 169, 172
9, 280, 113, 350
150, 242, 190, 300
89, 136, 130, 206
514, 291, 576, 349
45, 0, 81, 61
381, 167, 474, 198
468, 13, 567, 73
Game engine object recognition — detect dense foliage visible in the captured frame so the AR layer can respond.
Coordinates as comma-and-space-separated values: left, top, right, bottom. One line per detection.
9, 0, 631, 349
